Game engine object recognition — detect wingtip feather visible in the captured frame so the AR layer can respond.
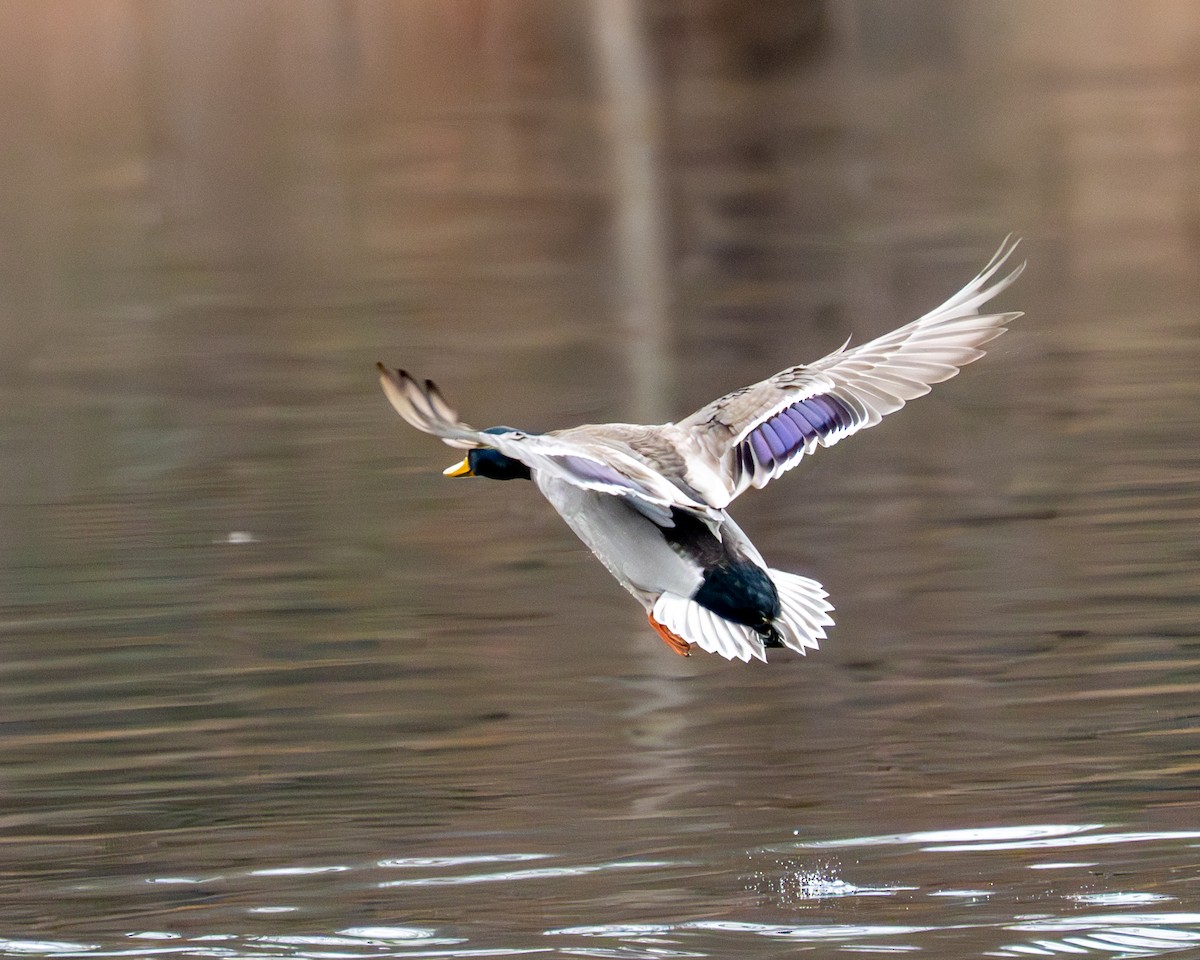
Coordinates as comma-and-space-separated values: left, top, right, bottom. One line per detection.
377, 363, 479, 449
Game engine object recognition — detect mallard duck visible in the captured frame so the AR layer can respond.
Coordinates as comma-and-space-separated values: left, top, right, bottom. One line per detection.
379, 238, 1023, 662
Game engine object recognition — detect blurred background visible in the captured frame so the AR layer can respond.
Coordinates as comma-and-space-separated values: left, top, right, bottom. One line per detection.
1, 1, 1199, 957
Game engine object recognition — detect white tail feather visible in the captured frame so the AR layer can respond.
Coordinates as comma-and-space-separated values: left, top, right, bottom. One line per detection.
651, 569, 834, 662
770, 568, 835, 655
651, 593, 767, 663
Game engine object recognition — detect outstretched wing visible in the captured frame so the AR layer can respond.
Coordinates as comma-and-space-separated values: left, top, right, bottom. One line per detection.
678, 237, 1025, 507
377, 364, 483, 450
377, 364, 715, 524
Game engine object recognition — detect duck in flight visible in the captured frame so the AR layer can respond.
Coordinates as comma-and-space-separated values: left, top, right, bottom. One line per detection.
379, 238, 1024, 662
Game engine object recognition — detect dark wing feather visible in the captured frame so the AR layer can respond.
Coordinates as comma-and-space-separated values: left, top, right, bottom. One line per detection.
377, 364, 483, 450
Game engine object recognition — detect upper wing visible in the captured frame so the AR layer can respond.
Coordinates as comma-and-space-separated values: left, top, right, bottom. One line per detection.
493, 431, 718, 525
377, 364, 715, 524
678, 237, 1025, 507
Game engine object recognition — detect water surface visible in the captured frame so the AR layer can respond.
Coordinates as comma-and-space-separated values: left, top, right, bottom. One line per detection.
1, 3, 1199, 957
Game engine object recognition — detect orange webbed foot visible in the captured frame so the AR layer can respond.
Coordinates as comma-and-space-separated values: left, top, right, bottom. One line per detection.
648, 612, 692, 657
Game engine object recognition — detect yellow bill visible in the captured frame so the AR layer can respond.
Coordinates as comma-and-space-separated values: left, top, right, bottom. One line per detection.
443, 457, 473, 477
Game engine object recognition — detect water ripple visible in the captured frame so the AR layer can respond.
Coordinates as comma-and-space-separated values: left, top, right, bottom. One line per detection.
1069, 893, 1174, 906
377, 860, 672, 888
684, 921, 934, 942
334, 931, 440, 943
375, 854, 549, 869
787, 824, 1103, 850
991, 913, 1200, 958
921, 831, 1200, 853
249, 867, 351, 878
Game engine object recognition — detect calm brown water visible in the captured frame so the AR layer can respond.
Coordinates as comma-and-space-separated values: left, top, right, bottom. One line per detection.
2, 3, 1200, 957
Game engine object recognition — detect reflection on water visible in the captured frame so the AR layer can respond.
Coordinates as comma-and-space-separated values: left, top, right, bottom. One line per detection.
2, 2, 1200, 959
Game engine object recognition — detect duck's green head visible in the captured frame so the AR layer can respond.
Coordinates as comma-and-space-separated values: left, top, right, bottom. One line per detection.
443, 428, 531, 481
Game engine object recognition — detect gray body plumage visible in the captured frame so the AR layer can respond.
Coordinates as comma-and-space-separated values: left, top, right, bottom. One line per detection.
535, 474, 704, 605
